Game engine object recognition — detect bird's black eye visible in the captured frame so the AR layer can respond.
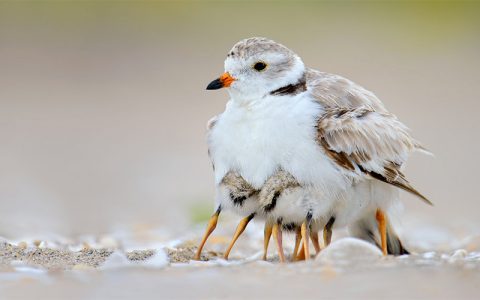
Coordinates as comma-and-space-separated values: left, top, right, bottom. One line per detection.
253, 62, 267, 71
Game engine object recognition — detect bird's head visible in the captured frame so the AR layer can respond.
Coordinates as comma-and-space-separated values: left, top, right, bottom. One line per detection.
206, 37, 305, 102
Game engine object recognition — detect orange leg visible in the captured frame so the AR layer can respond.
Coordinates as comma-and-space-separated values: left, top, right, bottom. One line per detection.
310, 231, 321, 255
223, 213, 255, 260
301, 221, 310, 260
194, 207, 221, 260
376, 209, 388, 256
296, 244, 306, 261
272, 222, 286, 263
323, 216, 335, 247
292, 227, 302, 261
323, 229, 331, 248
263, 222, 273, 261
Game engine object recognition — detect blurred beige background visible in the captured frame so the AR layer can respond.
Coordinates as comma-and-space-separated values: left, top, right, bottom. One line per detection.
0, 1, 479, 238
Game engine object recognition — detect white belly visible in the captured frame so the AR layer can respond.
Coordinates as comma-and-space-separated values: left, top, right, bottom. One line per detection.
209, 94, 348, 201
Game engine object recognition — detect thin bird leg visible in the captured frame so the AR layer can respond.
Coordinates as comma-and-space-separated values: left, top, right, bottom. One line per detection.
263, 222, 273, 261
376, 209, 388, 256
300, 212, 313, 260
300, 223, 310, 260
292, 227, 302, 261
296, 244, 306, 261
310, 230, 321, 255
223, 213, 255, 260
194, 207, 221, 260
323, 216, 335, 247
272, 221, 286, 263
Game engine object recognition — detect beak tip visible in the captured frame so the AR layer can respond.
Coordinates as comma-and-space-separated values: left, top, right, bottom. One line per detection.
206, 78, 223, 90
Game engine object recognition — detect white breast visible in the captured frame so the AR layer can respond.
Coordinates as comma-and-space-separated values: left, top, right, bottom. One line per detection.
208, 93, 348, 200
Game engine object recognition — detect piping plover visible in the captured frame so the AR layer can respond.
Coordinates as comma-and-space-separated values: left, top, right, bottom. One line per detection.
195, 37, 431, 262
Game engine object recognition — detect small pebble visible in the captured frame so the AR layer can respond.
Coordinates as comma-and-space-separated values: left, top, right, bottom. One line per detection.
451, 249, 467, 259
17, 242, 27, 250
422, 251, 436, 259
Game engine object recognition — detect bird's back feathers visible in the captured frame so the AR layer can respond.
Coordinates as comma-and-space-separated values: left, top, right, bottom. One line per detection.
309, 70, 431, 205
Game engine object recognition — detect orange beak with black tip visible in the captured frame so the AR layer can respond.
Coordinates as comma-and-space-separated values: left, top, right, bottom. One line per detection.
206, 72, 235, 90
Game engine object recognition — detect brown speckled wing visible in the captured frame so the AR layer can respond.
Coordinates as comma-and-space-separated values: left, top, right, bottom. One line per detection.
309, 71, 431, 205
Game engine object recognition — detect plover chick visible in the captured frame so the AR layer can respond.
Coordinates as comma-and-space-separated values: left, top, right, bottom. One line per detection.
259, 171, 413, 261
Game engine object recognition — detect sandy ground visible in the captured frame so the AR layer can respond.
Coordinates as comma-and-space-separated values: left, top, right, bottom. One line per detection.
1, 221, 479, 300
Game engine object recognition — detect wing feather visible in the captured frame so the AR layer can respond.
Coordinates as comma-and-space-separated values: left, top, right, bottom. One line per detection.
309, 70, 431, 205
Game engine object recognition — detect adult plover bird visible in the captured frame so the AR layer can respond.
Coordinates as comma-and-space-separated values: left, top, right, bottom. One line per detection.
195, 37, 431, 262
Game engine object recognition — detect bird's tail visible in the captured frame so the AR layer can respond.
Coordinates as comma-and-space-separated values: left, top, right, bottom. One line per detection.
413, 139, 434, 157
348, 211, 409, 255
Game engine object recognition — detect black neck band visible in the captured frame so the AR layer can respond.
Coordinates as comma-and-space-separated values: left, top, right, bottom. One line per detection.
269, 74, 307, 96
